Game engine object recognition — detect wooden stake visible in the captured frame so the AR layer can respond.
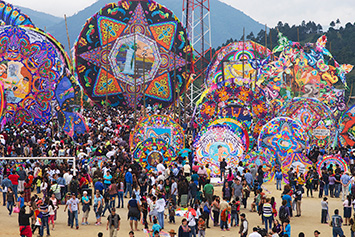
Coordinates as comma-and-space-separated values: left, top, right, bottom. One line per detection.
64, 14, 72, 64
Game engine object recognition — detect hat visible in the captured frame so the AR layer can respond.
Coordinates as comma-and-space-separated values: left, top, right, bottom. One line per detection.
168, 229, 176, 235
314, 230, 320, 234
83, 191, 88, 195
128, 168, 132, 172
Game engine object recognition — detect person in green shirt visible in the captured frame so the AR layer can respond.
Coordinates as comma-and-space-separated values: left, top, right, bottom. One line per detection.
203, 180, 214, 204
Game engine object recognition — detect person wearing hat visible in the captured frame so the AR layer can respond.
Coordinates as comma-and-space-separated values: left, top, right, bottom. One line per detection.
314, 230, 320, 236
168, 229, 176, 237
106, 207, 121, 237
125, 168, 133, 198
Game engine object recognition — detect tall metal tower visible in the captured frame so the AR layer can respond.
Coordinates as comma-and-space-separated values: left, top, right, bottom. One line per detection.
182, 0, 212, 108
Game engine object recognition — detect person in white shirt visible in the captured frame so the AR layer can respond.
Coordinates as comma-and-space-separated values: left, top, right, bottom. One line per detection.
183, 161, 191, 177
248, 227, 262, 237
157, 163, 165, 174
156, 194, 166, 229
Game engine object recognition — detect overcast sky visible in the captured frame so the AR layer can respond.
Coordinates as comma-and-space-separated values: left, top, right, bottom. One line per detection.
9, 0, 355, 27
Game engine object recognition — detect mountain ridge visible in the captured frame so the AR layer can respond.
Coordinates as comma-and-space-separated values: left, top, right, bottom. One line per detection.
15, 0, 265, 53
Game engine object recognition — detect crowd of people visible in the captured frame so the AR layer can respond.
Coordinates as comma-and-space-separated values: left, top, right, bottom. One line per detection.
0, 106, 354, 237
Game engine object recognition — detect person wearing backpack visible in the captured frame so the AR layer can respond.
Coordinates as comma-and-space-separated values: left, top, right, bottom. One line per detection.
69, 176, 79, 196
278, 200, 290, 225
330, 209, 344, 237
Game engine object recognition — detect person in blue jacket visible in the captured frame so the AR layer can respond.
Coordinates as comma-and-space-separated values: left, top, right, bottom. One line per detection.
125, 168, 133, 198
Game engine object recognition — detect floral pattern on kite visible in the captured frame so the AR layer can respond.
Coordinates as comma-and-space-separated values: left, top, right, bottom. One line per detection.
133, 137, 175, 171
196, 82, 268, 145
0, 26, 66, 126
316, 155, 349, 176
0, 1, 34, 26
74, 0, 193, 108
193, 125, 245, 176
258, 117, 310, 165
277, 97, 336, 148
339, 105, 355, 147
129, 114, 184, 152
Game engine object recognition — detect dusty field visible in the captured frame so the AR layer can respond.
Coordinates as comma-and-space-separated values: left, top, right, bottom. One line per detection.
0, 183, 350, 237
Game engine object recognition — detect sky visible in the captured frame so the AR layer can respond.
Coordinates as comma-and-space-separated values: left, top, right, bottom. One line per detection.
9, 0, 355, 27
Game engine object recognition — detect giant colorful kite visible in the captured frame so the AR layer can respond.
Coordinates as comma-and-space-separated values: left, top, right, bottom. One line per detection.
0, 26, 66, 127
133, 137, 176, 171
339, 105, 355, 147
205, 40, 271, 87
194, 124, 245, 176
278, 97, 336, 148
0, 1, 34, 26
260, 33, 353, 106
258, 117, 310, 165
74, 0, 193, 108
130, 114, 184, 152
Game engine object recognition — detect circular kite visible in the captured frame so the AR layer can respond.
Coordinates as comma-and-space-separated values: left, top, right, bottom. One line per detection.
278, 97, 336, 148
316, 155, 349, 176
133, 137, 175, 171
74, 0, 193, 108
339, 105, 355, 147
258, 117, 310, 165
0, 1, 34, 26
205, 40, 271, 87
0, 26, 66, 127
194, 124, 245, 176
207, 118, 250, 151
282, 153, 313, 183
130, 114, 184, 152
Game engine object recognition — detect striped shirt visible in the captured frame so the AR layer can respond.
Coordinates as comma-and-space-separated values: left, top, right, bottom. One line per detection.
263, 203, 273, 217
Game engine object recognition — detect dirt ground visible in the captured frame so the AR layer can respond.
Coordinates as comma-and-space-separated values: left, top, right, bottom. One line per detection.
0, 183, 351, 237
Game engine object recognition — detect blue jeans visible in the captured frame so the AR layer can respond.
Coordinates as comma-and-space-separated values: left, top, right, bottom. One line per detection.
324, 184, 329, 196
109, 195, 116, 208
125, 183, 132, 197
7, 201, 13, 215
69, 210, 79, 228
220, 220, 228, 230
334, 184, 341, 198
263, 215, 273, 231
158, 211, 164, 229
333, 227, 344, 237
189, 225, 196, 237
102, 202, 111, 216
117, 191, 124, 208
12, 184, 18, 199
36, 186, 40, 194
40, 216, 50, 236
276, 179, 282, 190
351, 230, 354, 237
231, 213, 239, 226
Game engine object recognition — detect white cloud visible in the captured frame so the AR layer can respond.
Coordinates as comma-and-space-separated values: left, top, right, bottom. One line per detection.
9, 0, 97, 17
220, 0, 355, 27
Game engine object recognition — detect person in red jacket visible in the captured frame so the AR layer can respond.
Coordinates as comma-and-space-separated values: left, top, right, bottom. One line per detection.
8, 171, 19, 199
